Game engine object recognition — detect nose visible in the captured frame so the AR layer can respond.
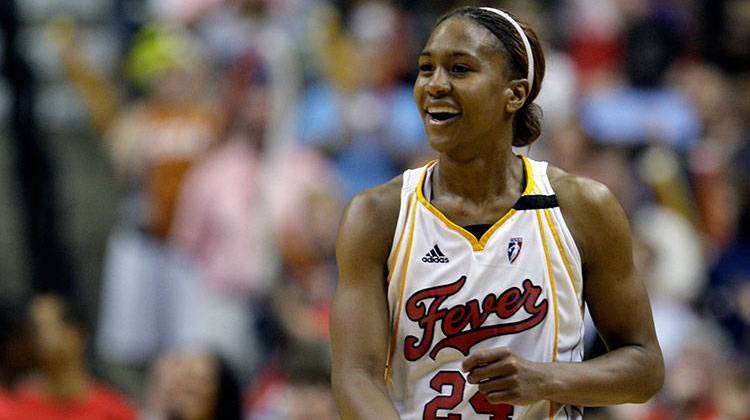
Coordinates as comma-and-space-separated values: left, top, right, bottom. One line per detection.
425, 68, 450, 97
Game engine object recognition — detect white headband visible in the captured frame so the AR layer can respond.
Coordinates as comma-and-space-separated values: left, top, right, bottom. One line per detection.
480, 7, 535, 91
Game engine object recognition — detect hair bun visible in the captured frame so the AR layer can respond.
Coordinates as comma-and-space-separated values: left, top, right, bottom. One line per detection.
512, 102, 542, 147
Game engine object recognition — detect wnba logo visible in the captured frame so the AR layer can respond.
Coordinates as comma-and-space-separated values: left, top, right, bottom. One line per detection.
508, 237, 523, 263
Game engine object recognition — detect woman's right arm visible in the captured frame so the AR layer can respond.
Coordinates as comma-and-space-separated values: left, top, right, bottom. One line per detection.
330, 179, 402, 420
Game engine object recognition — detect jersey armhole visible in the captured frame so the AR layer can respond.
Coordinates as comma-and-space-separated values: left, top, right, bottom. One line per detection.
530, 158, 584, 295
387, 167, 425, 273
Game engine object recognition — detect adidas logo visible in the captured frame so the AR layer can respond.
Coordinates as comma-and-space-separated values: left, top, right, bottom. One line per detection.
422, 244, 449, 263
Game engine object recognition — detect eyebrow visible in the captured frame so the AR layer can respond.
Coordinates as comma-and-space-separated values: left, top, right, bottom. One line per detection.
418, 50, 479, 60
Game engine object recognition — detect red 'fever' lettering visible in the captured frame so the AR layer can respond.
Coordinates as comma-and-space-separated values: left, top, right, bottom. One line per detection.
405, 277, 548, 361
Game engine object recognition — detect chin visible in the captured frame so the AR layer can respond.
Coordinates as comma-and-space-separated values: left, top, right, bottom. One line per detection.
427, 136, 457, 154
427, 139, 453, 153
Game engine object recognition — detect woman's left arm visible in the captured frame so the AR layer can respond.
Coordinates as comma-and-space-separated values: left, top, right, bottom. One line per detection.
463, 172, 664, 406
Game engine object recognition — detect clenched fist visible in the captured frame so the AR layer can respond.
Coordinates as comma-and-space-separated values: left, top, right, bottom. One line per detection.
462, 347, 553, 406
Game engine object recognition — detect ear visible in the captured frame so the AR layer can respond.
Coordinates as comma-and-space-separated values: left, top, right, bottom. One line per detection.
504, 79, 530, 113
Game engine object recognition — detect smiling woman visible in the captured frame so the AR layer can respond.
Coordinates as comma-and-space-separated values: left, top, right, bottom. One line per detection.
330, 6, 664, 420
414, 7, 545, 153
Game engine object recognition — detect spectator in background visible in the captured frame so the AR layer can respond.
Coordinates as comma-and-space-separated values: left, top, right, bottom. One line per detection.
49, 18, 219, 245
143, 350, 242, 420
244, 343, 336, 420
712, 361, 750, 419
681, 0, 750, 374
106, 23, 218, 241
297, 0, 429, 201
633, 147, 706, 302
705, 146, 750, 357
567, 0, 702, 151
10, 294, 137, 420
92, 23, 221, 377
269, 149, 341, 346
49, 14, 220, 362
168, 52, 279, 377
170, 39, 341, 377
628, 232, 701, 371
194, 0, 300, 153
673, 63, 743, 249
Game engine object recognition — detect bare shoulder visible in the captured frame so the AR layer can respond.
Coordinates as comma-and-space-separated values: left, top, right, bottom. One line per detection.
337, 175, 404, 266
341, 175, 403, 234
547, 165, 618, 212
547, 165, 631, 267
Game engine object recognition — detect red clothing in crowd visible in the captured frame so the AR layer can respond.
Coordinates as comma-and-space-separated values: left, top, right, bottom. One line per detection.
2, 383, 136, 420
0, 392, 16, 420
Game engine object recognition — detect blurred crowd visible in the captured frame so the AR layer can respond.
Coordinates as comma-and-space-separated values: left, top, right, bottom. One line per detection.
0, 0, 748, 419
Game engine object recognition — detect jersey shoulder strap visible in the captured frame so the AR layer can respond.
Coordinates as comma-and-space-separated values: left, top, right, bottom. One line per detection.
387, 162, 432, 271
512, 157, 559, 210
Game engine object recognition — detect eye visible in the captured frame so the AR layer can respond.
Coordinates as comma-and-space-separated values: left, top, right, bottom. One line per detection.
452, 64, 471, 74
419, 63, 434, 73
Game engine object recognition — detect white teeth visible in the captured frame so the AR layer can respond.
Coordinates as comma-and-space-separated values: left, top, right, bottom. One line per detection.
427, 107, 459, 114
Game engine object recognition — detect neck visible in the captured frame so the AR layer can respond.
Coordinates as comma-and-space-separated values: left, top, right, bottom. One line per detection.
434, 143, 524, 204
37, 363, 90, 401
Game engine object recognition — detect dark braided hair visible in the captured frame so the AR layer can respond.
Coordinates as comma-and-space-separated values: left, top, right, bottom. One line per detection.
436, 7, 546, 147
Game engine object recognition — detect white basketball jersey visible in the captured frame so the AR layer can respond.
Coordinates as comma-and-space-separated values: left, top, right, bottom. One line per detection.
385, 156, 585, 420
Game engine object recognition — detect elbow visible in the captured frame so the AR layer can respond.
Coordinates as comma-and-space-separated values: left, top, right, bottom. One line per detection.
331, 365, 356, 401
330, 363, 385, 401
632, 351, 665, 403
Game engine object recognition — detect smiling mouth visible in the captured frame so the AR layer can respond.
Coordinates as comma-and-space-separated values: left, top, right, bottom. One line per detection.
427, 111, 461, 124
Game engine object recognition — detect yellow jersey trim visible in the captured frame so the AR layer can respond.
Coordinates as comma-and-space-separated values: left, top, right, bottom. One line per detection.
386, 194, 415, 285
536, 210, 559, 363
415, 155, 534, 252
543, 209, 581, 309
548, 401, 560, 420
385, 194, 418, 383
520, 154, 536, 195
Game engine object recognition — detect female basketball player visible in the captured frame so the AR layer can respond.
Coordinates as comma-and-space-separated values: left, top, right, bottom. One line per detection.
330, 6, 663, 419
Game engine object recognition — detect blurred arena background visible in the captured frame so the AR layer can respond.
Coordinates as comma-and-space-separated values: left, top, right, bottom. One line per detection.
0, 0, 748, 418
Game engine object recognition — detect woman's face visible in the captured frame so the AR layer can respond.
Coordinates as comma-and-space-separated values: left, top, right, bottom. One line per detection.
413, 17, 513, 155
30, 296, 82, 368
150, 351, 219, 420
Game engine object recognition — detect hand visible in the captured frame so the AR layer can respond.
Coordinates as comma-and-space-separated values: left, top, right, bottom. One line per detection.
46, 16, 78, 52
462, 347, 551, 406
